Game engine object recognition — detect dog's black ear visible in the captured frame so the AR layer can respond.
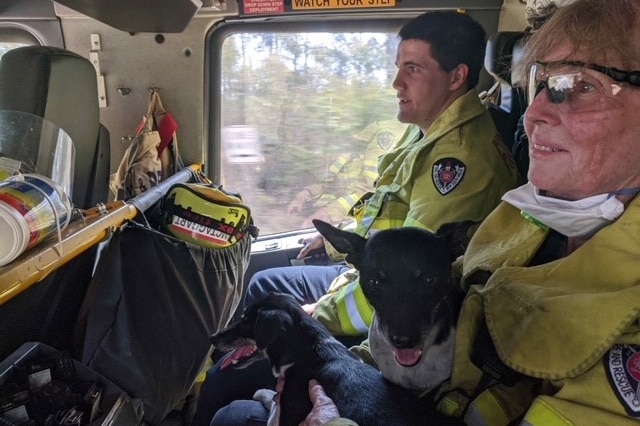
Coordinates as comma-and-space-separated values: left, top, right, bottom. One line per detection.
436, 220, 480, 260
312, 219, 367, 269
254, 308, 295, 348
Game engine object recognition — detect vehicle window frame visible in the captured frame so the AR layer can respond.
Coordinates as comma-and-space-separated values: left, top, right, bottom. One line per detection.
205, 15, 415, 239
0, 25, 42, 57
0, 17, 63, 50
0, 25, 41, 44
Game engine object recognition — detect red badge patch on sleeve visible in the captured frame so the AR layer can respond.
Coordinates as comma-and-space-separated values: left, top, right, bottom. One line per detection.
432, 158, 466, 195
604, 344, 640, 417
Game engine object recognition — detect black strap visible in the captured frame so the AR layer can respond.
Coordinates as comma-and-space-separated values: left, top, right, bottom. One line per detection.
470, 320, 524, 387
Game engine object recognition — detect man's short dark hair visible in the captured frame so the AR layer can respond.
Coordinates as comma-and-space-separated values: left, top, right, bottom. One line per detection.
398, 11, 487, 89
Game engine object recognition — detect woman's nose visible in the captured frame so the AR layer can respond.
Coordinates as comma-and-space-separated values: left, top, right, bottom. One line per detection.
525, 86, 559, 123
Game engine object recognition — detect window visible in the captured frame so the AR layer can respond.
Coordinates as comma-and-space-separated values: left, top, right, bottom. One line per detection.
0, 27, 40, 59
210, 20, 409, 236
0, 42, 28, 59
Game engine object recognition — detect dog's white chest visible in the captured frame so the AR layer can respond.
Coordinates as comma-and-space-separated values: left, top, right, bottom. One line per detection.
369, 315, 454, 393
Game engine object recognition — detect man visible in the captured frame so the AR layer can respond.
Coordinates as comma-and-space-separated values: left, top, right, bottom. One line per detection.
278, 9, 519, 336
194, 10, 518, 426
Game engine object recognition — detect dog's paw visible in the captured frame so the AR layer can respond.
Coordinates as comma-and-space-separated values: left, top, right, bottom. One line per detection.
253, 388, 277, 411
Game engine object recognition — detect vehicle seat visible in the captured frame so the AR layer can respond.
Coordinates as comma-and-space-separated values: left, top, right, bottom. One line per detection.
0, 46, 110, 360
484, 31, 530, 182
0, 46, 110, 208
483, 31, 526, 152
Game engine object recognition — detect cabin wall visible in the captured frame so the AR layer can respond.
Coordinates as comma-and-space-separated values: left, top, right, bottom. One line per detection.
54, 4, 236, 179
499, 0, 528, 31
0, 0, 64, 47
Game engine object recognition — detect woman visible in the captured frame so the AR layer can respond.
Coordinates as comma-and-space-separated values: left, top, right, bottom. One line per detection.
303, 1, 640, 424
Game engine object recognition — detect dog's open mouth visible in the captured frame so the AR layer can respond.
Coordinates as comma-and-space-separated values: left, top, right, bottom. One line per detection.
393, 348, 423, 367
220, 344, 262, 370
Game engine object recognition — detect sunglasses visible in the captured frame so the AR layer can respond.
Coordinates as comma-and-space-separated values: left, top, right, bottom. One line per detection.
527, 60, 640, 112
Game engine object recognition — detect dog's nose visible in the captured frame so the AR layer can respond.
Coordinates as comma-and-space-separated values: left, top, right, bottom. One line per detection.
390, 335, 417, 349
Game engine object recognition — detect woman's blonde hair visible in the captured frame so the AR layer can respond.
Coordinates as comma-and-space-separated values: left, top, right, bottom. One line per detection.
516, 0, 640, 79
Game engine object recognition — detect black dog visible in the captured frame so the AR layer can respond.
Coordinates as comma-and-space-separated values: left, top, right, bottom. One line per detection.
313, 219, 473, 393
209, 293, 458, 426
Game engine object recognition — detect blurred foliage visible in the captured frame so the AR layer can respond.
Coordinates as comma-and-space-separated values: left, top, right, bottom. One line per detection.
220, 31, 401, 234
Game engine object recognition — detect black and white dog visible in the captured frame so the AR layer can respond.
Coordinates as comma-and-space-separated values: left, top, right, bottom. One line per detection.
209, 293, 458, 426
313, 219, 473, 393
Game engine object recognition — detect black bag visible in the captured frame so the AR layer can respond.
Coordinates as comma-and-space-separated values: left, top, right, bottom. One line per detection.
79, 222, 251, 424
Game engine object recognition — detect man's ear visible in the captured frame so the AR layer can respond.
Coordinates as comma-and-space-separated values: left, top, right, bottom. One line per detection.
449, 63, 469, 91
312, 219, 366, 269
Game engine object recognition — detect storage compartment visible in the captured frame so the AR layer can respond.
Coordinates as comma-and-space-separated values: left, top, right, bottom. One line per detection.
0, 342, 141, 426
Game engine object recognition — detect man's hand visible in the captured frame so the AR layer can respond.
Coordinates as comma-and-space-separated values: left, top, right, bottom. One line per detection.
297, 234, 325, 258
299, 380, 340, 426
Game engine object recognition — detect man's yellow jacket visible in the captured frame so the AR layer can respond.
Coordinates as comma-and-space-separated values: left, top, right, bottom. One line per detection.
313, 89, 518, 336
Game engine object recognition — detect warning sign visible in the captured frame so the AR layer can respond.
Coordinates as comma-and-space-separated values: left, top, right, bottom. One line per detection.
292, 0, 395, 9
243, 0, 285, 14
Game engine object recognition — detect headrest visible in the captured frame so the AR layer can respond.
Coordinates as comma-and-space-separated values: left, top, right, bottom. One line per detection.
510, 37, 526, 88
484, 32, 526, 87
526, 0, 579, 31
0, 46, 102, 207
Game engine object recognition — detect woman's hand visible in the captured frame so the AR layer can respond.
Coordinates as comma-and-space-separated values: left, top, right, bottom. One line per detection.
299, 380, 340, 426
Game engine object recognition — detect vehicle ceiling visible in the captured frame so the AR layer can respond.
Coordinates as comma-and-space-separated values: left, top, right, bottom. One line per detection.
50, 0, 520, 34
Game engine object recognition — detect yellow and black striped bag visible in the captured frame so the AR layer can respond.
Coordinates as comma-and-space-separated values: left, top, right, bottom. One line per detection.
161, 183, 258, 249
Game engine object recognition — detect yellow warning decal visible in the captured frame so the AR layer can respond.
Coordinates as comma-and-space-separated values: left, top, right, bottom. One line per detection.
292, 0, 395, 10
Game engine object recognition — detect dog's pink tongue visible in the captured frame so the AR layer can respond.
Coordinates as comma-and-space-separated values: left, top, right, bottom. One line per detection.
393, 349, 422, 367
220, 345, 256, 370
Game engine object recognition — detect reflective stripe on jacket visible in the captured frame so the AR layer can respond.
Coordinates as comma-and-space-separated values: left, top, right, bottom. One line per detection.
335, 280, 373, 335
